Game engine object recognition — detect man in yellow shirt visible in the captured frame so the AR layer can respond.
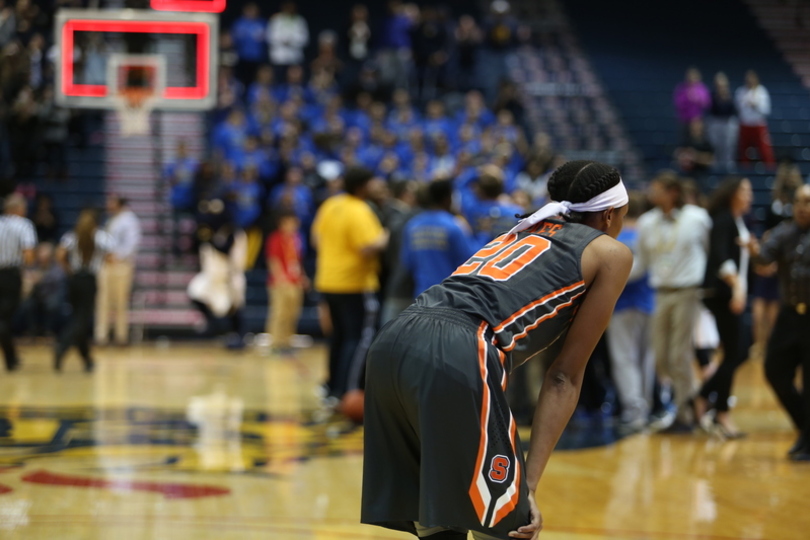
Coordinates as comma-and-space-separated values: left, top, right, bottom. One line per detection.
312, 167, 388, 401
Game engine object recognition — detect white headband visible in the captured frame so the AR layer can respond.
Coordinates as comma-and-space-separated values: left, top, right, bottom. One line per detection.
508, 179, 629, 234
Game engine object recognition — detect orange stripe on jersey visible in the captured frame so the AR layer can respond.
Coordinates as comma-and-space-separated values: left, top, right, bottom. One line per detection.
501, 290, 586, 352
497, 349, 508, 391
490, 417, 522, 527
468, 322, 492, 526
493, 281, 585, 334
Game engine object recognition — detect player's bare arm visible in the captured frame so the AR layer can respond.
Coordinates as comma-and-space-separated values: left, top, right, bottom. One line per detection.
510, 236, 632, 539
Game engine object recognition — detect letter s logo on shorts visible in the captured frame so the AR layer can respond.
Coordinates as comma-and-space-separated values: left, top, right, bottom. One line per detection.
488, 455, 511, 483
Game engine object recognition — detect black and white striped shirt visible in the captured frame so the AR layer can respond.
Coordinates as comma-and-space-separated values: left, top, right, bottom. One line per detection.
60, 230, 115, 274
0, 215, 37, 268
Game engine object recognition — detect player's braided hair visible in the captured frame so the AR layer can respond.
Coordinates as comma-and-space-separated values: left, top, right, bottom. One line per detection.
545, 160, 621, 223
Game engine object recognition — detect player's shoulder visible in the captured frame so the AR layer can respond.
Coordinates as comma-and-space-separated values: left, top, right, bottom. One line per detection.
585, 234, 633, 272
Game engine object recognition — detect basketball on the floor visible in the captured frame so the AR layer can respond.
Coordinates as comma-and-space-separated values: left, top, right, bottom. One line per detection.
340, 390, 365, 423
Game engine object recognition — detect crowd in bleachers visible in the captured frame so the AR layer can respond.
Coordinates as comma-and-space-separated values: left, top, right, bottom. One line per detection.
166, 1, 550, 264
0, 0, 91, 197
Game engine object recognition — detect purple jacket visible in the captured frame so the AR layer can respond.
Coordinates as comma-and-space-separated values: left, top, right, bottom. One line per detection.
673, 82, 711, 123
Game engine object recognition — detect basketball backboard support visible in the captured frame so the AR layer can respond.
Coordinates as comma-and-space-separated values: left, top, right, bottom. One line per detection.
151, 0, 227, 13
54, 9, 218, 111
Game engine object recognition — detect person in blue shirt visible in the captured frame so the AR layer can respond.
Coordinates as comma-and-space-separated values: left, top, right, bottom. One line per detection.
606, 192, 655, 432
225, 165, 263, 231
165, 140, 199, 213
400, 179, 476, 297
164, 140, 200, 256
272, 65, 313, 105
246, 65, 275, 108
269, 166, 315, 226
230, 135, 278, 183
460, 164, 523, 247
231, 3, 268, 87
455, 90, 495, 128
212, 109, 250, 161
422, 100, 452, 141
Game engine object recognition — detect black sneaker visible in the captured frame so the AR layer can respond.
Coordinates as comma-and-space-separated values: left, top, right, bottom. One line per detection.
661, 420, 695, 434
789, 450, 810, 462
788, 436, 808, 457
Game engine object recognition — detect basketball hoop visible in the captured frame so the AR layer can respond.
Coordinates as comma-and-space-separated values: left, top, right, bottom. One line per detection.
115, 88, 155, 137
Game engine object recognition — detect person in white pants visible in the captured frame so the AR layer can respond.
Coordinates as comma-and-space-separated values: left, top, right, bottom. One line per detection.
95, 195, 141, 346
607, 193, 656, 431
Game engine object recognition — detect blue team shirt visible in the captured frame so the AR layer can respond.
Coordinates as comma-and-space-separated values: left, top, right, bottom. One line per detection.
401, 210, 477, 296
228, 180, 263, 229
614, 227, 655, 314
461, 197, 523, 248
231, 18, 267, 62
165, 157, 199, 211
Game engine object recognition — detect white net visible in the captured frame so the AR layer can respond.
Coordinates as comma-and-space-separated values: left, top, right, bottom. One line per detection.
115, 92, 155, 137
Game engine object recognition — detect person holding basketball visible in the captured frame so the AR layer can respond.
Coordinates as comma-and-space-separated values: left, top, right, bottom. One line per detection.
362, 161, 632, 540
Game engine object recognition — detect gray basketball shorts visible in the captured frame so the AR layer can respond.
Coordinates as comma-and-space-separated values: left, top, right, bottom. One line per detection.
361, 305, 531, 539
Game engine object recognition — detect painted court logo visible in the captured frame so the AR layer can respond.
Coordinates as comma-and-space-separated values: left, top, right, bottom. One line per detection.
488, 455, 511, 483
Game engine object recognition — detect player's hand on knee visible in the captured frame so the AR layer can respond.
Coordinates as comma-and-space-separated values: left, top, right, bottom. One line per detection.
508, 495, 543, 539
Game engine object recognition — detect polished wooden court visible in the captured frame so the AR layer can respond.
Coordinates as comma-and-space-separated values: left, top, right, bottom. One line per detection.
0, 342, 807, 540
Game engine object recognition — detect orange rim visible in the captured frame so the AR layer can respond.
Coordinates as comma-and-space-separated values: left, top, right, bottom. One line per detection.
119, 88, 154, 108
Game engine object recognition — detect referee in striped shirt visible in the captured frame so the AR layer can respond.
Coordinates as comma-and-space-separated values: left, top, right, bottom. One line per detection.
0, 194, 37, 371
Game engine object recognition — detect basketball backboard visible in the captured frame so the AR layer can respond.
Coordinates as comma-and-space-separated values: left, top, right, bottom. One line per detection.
54, 9, 218, 111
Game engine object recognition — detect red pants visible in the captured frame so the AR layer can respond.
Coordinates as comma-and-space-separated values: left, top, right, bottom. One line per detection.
738, 124, 775, 165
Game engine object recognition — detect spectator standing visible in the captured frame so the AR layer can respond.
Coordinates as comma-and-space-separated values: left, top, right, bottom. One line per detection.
31, 192, 58, 244
695, 177, 754, 438
266, 211, 307, 354
607, 192, 656, 432
0, 2, 16, 49
452, 15, 482, 93
165, 140, 199, 255
267, 1, 309, 80
754, 184, 810, 461
310, 31, 343, 82
311, 167, 388, 402
377, 0, 415, 90
635, 173, 711, 431
400, 179, 476, 298
736, 70, 774, 165
231, 3, 268, 88
38, 87, 70, 181
411, 6, 449, 102
55, 209, 114, 372
481, 0, 518, 101
0, 193, 36, 371
95, 196, 141, 347
706, 72, 739, 172
673, 67, 711, 140
343, 3, 372, 87
10, 85, 39, 181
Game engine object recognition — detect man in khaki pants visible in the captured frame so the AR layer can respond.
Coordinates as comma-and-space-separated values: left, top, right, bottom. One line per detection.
634, 173, 711, 432
96, 196, 141, 346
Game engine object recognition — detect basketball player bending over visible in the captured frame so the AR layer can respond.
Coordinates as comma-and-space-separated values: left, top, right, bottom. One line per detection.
362, 161, 632, 540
